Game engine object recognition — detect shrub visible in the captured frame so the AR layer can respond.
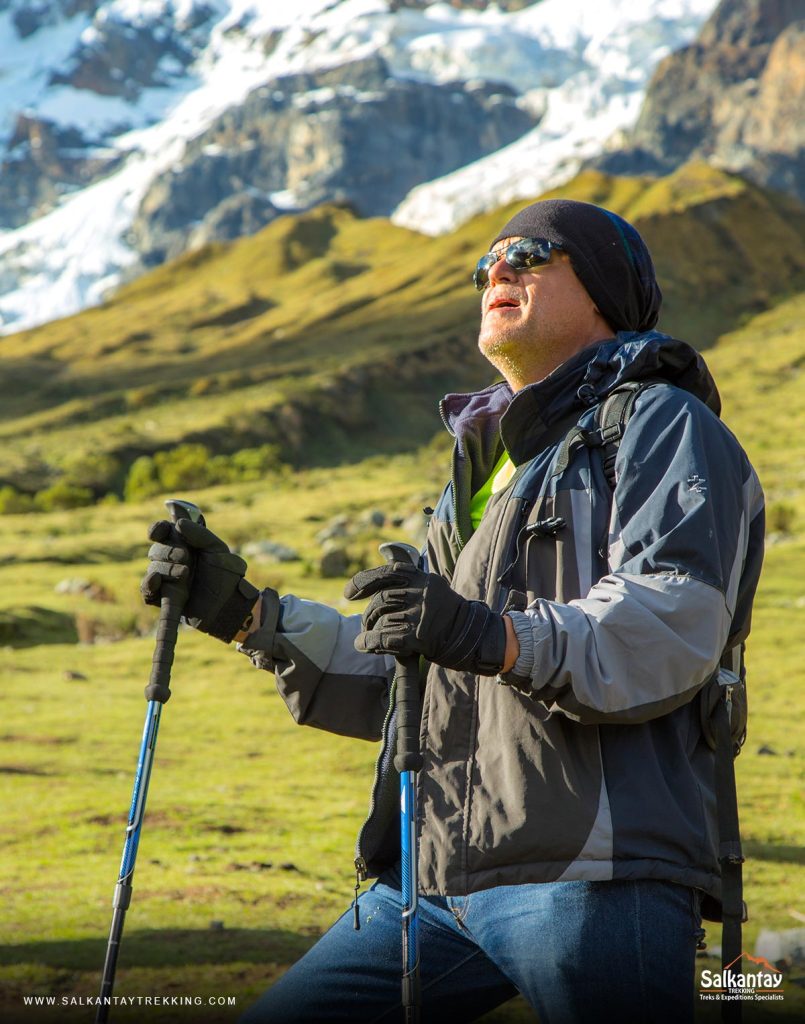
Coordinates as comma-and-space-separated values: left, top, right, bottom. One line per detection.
124, 455, 161, 502
0, 486, 35, 514
61, 451, 122, 493
229, 444, 281, 481
123, 443, 284, 502
35, 481, 94, 511
154, 444, 214, 491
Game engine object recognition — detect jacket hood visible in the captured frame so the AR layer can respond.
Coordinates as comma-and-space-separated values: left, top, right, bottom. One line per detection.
576, 331, 720, 414
441, 331, 720, 473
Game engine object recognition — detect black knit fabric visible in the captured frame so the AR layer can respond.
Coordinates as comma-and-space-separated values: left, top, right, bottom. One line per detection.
491, 199, 662, 333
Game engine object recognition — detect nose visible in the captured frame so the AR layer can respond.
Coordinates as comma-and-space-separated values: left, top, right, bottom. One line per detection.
487, 253, 518, 287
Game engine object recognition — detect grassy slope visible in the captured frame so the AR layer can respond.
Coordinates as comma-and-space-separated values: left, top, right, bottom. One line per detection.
0, 174, 803, 1022
702, 294, 805, 960
1, 162, 804, 493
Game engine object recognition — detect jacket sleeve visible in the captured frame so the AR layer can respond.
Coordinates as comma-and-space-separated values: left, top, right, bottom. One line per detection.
238, 593, 394, 741
504, 384, 765, 724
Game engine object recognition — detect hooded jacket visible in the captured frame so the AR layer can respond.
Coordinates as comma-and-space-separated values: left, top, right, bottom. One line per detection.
240, 331, 765, 906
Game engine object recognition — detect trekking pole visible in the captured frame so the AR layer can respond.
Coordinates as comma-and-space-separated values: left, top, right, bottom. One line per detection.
96, 498, 204, 1024
379, 542, 423, 1024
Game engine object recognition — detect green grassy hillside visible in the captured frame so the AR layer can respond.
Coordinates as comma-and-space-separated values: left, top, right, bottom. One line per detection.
703, 294, 805, 975
1, 162, 803, 503
0, 170, 803, 1022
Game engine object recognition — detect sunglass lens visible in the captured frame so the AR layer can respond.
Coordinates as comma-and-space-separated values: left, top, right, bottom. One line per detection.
473, 239, 554, 289
473, 252, 497, 291
507, 239, 552, 269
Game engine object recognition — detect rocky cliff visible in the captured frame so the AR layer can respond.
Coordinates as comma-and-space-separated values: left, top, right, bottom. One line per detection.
130, 55, 537, 265
597, 0, 805, 201
0, 0, 217, 229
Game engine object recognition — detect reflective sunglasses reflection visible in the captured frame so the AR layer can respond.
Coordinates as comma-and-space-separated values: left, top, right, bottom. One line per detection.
473, 238, 560, 291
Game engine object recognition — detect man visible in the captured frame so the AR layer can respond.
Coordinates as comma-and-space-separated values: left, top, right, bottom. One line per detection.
143, 199, 765, 1023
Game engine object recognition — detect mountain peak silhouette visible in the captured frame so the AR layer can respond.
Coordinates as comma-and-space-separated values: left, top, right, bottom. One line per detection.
724, 952, 780, 975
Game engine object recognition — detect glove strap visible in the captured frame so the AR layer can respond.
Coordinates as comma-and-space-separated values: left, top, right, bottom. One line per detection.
473, 609, 507, 676
208, 578, 261, 644
446, 603, 507, 676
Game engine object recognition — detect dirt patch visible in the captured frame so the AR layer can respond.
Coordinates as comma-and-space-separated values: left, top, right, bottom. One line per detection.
225, 860, 299, 872
0, 764, 55, 776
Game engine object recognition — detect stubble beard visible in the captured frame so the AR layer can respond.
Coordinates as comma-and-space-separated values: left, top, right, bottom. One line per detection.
479, 319, 538, 389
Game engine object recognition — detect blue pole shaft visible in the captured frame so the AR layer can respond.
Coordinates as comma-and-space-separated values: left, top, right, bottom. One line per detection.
393, 652, 423, 1024
400, 769, 420, 1022
96, 700, 163, 1023
120, 700, 162, 882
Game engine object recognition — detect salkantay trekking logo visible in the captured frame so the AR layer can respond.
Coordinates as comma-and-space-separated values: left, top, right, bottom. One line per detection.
699, 952, 785, 1004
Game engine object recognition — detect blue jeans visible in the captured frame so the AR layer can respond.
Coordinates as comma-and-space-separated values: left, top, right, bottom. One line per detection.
240, 864, 701, 1023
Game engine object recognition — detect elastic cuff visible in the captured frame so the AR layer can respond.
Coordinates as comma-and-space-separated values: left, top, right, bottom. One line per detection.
237, 589, 281, 668
498, 610, 535, 686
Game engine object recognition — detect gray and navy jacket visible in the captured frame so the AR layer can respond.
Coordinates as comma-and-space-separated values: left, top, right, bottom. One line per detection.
240, 330, 765, 906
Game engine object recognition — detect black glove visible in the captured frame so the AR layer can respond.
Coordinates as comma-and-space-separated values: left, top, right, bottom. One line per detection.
141, 519, 260, 644
344, 562, 506, 676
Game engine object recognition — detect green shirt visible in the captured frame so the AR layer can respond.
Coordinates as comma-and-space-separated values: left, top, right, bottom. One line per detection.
469, 451, 515, 531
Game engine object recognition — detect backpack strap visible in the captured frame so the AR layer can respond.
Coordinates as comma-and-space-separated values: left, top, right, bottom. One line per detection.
709, 646, 748, 1023
593, 379, 670, 487
593, 380, 650, 488
713, 692, 745, 1020
552, 379, 663, 486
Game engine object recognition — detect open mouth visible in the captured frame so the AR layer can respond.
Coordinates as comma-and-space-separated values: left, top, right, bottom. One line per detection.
488, 297, 519, 311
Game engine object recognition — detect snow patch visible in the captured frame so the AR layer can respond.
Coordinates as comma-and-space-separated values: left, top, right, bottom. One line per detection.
392, 0, 716, 234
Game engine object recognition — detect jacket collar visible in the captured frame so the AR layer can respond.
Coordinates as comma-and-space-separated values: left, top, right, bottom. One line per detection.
440, 330, 720, 470
440, 340, 605, 475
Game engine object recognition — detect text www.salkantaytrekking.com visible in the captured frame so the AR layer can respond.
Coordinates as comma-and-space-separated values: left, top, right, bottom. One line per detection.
23, 995, 237, 1007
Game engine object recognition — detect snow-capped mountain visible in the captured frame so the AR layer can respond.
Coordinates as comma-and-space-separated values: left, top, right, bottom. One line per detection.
596, 0, 805, 202
0, 0, 720, 335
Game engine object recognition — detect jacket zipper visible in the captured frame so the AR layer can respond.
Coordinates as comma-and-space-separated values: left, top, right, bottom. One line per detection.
450, 443, 467, 550
352, 856, 367, 930
461, 469, 530, 881
439, 399, 467, 552
494, 496, 532, 593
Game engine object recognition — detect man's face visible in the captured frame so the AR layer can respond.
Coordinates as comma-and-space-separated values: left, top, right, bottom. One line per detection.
477, 237, 611, 389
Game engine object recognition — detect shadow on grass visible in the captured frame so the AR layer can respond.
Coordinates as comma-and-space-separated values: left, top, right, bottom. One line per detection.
743, 840, 805, 865
0, 927, 314, 972
0, 607, 77, 648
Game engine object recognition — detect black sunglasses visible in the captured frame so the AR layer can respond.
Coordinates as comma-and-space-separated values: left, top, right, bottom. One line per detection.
473, 238, 560, 291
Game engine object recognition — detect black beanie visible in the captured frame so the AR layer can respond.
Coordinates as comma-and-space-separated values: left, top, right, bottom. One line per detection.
491, 199, 662, 333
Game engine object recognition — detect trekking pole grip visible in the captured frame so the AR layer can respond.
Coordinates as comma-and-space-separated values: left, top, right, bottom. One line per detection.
377, 542, 424, 776
143, 499, 204, 704
394, 655, 423, 774
144, 583, 186, 703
